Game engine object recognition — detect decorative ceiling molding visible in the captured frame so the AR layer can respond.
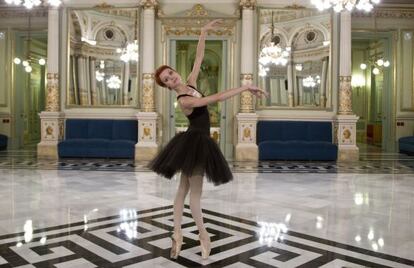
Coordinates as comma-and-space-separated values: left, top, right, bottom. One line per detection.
159, 4, 238, 41
0, 8, 47, 18
185, 4, 208, 17
93, 2, 115, 9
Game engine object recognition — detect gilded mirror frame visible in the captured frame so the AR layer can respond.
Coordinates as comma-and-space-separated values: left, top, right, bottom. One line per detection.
65, 6, 141, 108
256, 7, 334, 111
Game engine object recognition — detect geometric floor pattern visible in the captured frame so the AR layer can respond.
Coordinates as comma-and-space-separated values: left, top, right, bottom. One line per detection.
2, 150, 414, 174
1, 157, 414, 174
1, 205, 413, 268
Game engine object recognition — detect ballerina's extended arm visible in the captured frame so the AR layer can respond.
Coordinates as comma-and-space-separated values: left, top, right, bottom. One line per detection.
181, 19, 268, 109
186, 19, 222, 88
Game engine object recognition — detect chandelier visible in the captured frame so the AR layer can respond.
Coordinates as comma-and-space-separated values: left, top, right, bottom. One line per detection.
117, 9, 139, 63
117, 40, 139, 63
106, 75, 122, 89
258, 11, 290, 77
5, 0, 61, 9
310, 0, 380, 13
13, 14, 46, 73
303, 75, 321, 88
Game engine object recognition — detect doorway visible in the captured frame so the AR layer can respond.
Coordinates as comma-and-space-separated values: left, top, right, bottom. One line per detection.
13, 32, 47, 149
168, 39, 231, 158
352, 33, 394, 153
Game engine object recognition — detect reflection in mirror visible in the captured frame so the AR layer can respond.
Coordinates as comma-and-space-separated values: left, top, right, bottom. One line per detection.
68, 8, 139, 107
258, 66, 288, 106
258, 8, 331, 109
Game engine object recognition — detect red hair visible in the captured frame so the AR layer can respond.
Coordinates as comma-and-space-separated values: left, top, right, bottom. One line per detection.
154, 65, 176, 88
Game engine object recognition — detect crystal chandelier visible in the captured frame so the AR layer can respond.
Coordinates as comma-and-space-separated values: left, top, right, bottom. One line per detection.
310, 0, 380, 13
5, 0, 62, 9
13, 14, 46, 73
106, 75, 122, 89
303, 75, 321, 88
117, 9, 139, 63
95, 70, 105, 82
258, 11, 290, 77
117, 40, 139, 63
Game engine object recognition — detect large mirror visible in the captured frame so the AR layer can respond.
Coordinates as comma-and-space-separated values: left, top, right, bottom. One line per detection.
257, 8, 332, 109
67, 8, 140, 107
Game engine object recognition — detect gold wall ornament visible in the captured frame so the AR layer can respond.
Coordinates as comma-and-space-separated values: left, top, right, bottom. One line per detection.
243, 127, 251, 139
143, 127, 151, 137
139, 120, 156, 143
46, 126, 53, 136
240, 0, 257, 9
41, 119, 64, 142
342, 128, 351, 140
46, 73, 60, 112
186, 4, 208, 17
93, 2, 115, 9
338, 76, 353, 115
141, 0, 158, 9
341, 126, 354, 144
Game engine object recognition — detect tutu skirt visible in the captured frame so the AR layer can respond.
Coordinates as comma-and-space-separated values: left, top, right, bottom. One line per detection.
148, 129, 233, 186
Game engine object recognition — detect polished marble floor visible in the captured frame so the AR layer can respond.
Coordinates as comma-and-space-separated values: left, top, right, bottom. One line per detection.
0, 151, 414, 267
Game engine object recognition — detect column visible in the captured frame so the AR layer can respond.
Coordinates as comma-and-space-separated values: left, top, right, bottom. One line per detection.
135, 0, 159, 161
287, 61, 294, 107
123, 62, 130, 105
336, 11, 359, 161
37, 6, 64, 159
235, 0, 259, 161
320, 57, 328, 107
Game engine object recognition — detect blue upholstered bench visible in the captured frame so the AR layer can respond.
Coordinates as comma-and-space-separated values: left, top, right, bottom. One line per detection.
58, 119, 138, 159
399, 136, 414, 155
257, 121, 338, 161
0, 134, 7, 151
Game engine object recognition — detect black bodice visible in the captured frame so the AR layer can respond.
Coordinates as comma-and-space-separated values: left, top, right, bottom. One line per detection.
177, 88, 210, 135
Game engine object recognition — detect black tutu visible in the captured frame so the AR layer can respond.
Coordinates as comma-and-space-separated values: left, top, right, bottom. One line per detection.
148, 87, 233, 186
148, 129, 233, 186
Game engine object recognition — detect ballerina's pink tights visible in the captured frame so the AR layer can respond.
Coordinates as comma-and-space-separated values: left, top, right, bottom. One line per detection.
173, 169, 208, 238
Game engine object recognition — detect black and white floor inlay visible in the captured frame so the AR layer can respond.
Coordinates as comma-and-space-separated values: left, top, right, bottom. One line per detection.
1, 205, 412, 268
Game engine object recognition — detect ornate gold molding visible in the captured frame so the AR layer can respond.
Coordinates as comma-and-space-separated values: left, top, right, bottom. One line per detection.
163, 26, 234, 37
240, 73, 254, 113
186, 4, 208, 17
141, 0, 158, 9
93, 2, 115, 9
46, 73, 60, 112
338, 76, 353, 115
142, 73, 155, 112
284, 4, 306, 9
353, 9, 414, 19
240, 0, 256, 10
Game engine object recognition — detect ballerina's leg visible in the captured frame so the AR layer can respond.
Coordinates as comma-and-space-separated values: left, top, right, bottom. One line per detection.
173, 173, 190, 234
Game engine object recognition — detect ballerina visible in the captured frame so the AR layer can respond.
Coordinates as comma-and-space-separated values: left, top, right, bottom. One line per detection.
149, 19, 267, 260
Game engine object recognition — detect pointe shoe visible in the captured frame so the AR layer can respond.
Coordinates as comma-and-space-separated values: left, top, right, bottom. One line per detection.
199, 233, 211, 259
170, 232, 183, 259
